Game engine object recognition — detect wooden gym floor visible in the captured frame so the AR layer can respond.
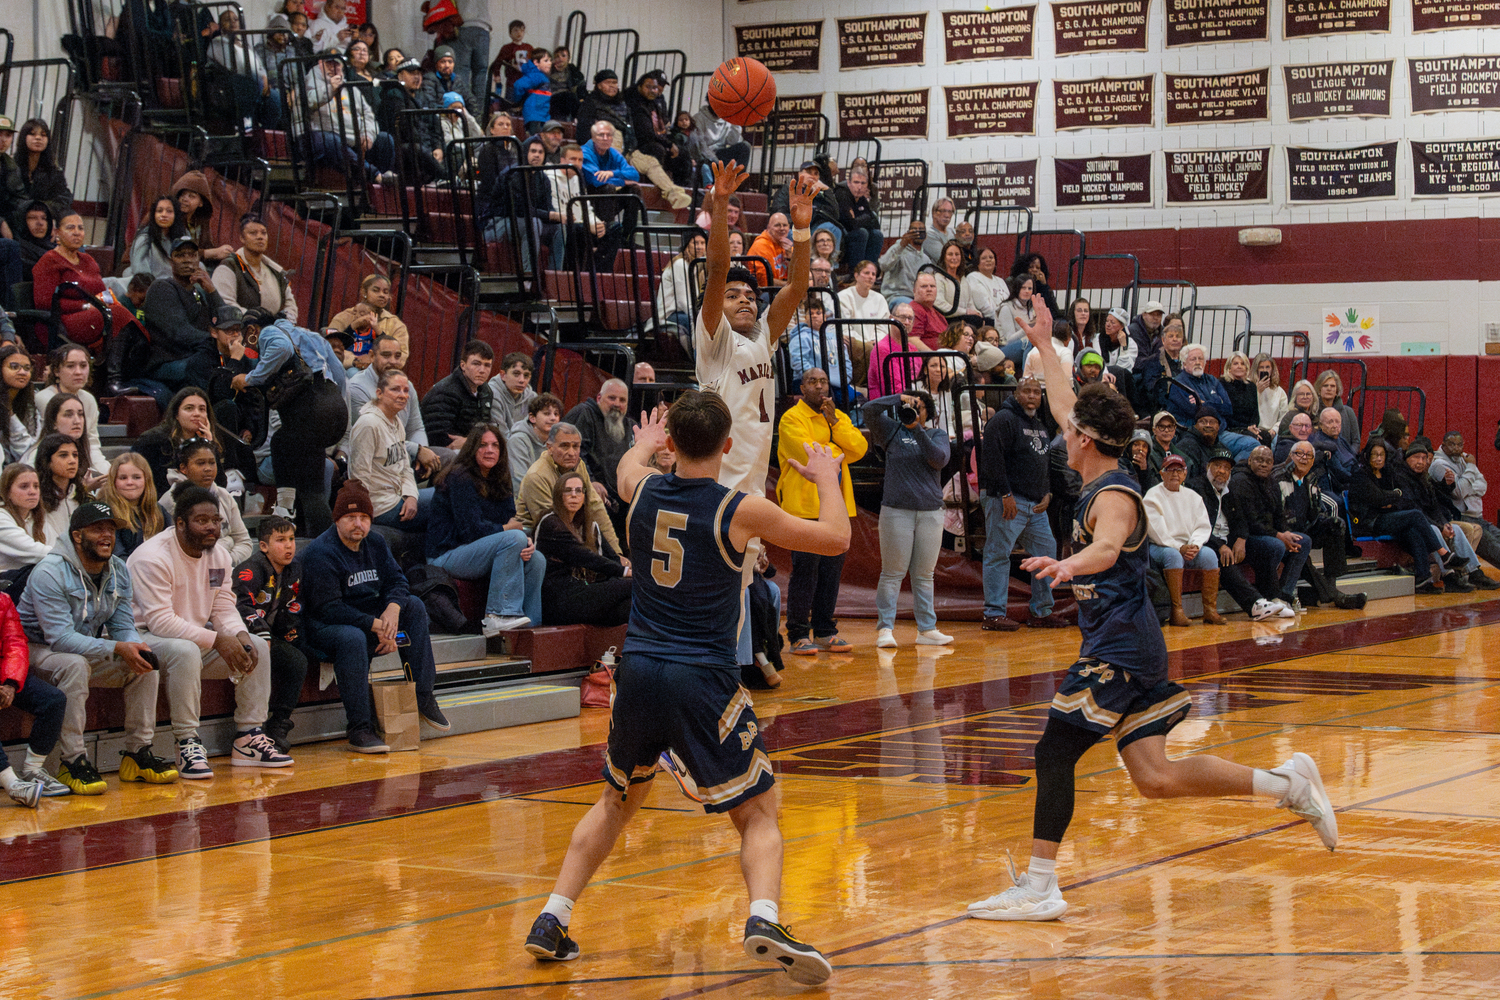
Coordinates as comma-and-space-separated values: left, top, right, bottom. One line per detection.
5, 591, 1500, 999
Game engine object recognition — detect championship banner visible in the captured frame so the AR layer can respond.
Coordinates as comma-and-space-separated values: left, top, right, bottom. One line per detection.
943, 7, 1037, 62
734, 21, 824, 74
1165, 0, 1269, 46
946, 160, 1039, 209
1165, 148, 1271, 204
944, 82, 1039, 137
1287, 143, 1398, 202
837, 13, 928, 70
1412, 0, 1500, 30
1165, 69, 1270, 125
1412, 139, 1500, 196
1283, 61, 1393, 120
836, 89, 930, 139
1409, 56, 1500, 112
742, 94, 824, 147
1284, 0, 1391, 37
1052, 0, 1151, 54
1055, 154, 1153, 207
1054, 75, 1154, 130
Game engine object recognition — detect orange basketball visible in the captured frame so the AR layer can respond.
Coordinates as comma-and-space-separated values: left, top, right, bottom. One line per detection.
707, 57, 777, 127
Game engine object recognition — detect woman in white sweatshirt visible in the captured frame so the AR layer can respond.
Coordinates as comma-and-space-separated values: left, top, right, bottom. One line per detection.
962, 247, 1008, 323
348, 370, 430, 531
0, 464, 55, 578
1142, 454, 1225, 628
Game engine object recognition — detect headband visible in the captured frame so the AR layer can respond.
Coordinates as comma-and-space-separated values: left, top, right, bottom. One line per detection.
1067, 409, 1130, 449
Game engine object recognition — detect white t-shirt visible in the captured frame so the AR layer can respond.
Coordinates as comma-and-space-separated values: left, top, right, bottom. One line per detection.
694, 309, 774, 497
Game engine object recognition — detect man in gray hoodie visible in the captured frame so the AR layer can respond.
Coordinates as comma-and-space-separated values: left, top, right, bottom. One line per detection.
20, 502, 178, 794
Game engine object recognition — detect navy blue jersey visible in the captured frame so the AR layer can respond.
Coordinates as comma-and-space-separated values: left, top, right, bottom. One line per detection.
1070, 469, 1168, 678
623, 473, 750, 669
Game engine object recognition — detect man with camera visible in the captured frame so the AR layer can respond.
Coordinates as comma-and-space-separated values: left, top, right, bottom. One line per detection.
21, 502, 177, 794
878, 219, 929, 307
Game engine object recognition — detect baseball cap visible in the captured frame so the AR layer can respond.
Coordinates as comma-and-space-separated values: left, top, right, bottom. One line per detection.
70, 501, 124, 532
0, 115, 15, 132
324, 326, 354, 348
541, 119, 566, 133
1152, 410, 1177, 426
1142, 300, 1166, 315
1161, 454, 1187, 472
212, 305, 244, 329
1107, 307, 1129, 327
396, 58, 423, 74
1207, 447, 1234, 465
170, 236, 200, 253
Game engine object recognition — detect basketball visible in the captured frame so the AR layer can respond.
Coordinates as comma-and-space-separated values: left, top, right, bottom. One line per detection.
708, 57, 777, 127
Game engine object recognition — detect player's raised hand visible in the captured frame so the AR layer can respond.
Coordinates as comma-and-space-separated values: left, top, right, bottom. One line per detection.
787, 177, 819, 230
710, 161, 750, 204
1023, 297, 1056, 353
634, 405, 669, 454
787, 441, 840, 485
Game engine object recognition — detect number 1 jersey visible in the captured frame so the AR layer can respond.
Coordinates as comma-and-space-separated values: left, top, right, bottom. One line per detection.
623, 472, 752, 670
694, 310, 774, 497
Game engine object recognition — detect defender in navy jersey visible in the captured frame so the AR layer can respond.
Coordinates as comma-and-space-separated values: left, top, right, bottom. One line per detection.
524, 391, 849, 986
966, 311, 1340, 925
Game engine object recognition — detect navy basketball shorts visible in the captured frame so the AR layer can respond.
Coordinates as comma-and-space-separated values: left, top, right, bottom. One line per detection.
1049, 658, 1192, 750
602, 652, 776, 813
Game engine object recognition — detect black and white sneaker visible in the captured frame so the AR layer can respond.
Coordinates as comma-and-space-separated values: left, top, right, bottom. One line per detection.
231, 728, 294, 768
176, 737, 214, 779
417, 692, 451, 731
743, 916, 832, 985
524, 913, 580, 961
348, 727, 391, 753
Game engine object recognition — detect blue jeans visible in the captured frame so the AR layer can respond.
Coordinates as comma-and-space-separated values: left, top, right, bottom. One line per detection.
1217, 430, 1258, 462
431, 529, 545, 623
842, 228, 884, 269
981, 491, 1056, 618
307, 594, 436, 733
372, 488, 433, 533
1149, 543, 1218, 571
877, 506, 944, 631
310, 130, 393, 180
457, 24, 491, 107
1435, 523, 1480, 573
140, 358, 192, 409
1001, 339, 1028, 370
1243, 533, 1311, 601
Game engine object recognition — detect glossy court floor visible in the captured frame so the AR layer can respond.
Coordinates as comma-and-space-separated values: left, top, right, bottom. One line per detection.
5, 591, 1500, 1000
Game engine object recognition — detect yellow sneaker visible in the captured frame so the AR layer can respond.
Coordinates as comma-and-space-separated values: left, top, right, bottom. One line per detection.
58, 754, 107, 795
119, 747, 179, 784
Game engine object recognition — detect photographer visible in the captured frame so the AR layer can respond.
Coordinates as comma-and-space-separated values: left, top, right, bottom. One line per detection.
877, 219, 928, 307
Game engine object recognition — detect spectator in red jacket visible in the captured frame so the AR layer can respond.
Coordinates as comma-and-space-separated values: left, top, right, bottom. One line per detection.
31, 213, 138, 350
0, 591, 69, 806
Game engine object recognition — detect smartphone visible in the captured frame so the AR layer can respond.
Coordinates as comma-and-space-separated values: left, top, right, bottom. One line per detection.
140, 648, 160, 670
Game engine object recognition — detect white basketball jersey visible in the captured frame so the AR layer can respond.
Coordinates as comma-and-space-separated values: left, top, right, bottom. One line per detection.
694, 310, 774, 497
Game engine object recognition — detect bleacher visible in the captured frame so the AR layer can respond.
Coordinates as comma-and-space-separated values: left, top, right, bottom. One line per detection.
3, 3, 1427, 762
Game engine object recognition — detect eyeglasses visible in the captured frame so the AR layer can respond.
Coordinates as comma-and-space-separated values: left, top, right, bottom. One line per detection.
560, 486, 586, 495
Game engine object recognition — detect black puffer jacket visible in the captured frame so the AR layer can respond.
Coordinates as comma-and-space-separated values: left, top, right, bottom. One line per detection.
1226, 465, 1288, 541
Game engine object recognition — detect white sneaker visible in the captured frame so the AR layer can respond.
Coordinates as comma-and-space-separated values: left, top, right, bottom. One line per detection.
1270, 752, 1338, 850
231, 728, 294, 768
1251, 598, 1295, 621
270, 505, 296, 520
968, 868, 1067, 921
19, 767, 71, 797
7, 778, 43, 808
482, 614, 532, 637
916, 629, 953, 646
176, 737, 214, 779
875, 628, 896, 648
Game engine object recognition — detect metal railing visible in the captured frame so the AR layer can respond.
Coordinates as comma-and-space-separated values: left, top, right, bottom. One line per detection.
1353, 385, 1426, 440
576, 28, 639, 88
1182, 304, 1252, 360
1065, 252, 1140, 318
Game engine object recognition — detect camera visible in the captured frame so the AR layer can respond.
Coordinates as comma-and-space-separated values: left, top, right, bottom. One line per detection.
898, 403, 918, 424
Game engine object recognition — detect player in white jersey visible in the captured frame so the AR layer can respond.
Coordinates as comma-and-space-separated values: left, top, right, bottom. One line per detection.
694, 161, 815, 498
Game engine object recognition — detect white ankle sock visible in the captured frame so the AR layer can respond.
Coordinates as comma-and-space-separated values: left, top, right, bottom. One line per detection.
749, 899, 779, 923
1027, 856, 1057, 883
24, 749, 46, 772
0, 766, 17, 791
275, 487, 297, 511
1253, 768, 1292, 799
541, 893, 574, 926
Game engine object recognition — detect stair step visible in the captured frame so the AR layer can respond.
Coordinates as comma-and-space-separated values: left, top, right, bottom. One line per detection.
433, 633, 487, 663
99, 423, 129, 439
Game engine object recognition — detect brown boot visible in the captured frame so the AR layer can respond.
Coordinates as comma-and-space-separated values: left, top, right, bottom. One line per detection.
1163, 568, 1192, 627
1200, 569, 1228, 624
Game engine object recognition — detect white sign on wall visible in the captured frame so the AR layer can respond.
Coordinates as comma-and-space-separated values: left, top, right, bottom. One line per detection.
1321, 305, 1381, 354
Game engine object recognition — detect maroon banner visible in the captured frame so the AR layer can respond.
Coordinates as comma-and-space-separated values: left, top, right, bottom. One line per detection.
1165, 69, 1270, 124
946, 161, 1039, 209
1165, 148, 1270, 204
944, 82, 1039, 137
1409, 56, 1500, 112
872, 161, 930, 218
741, 94, 824, 147
1165, 0, 1269, 46
1283, 61, 1393, 120
943, 7, 1036, 61
1287, 143, 1398, 202
1284, 0, 1391, 37
1055, 154, 1152, 207
836, 89, 930, 139
734, 21, 824, 74
1054, 75, 1154, 130
1412, 139, 1500, 196
837, 13, 928, 70
1414, 0, 1500, 30
1052, 0, 1150, 55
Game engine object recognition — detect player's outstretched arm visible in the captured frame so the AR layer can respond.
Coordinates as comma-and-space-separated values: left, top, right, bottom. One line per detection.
1021, 489, 1136, 584
730, 442, 850, 556
1019, 298, 1069, 424
766, 177, 817, 340
699, 161, 751, 340
615, 407, 669, 505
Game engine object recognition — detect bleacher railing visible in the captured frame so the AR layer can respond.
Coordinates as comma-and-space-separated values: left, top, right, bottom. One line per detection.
1018, 229, 1085, 273
1182, 304, 1252, 360
1293, 356, 1368, 399
0, 59, 78, 165
309, 227, 412, 331
1066, 252, 1140, 319
1239, 331, 1310, 370
867, 158, 929, 241
819, 137, 882, 176
1353, 385, 1426, 439
1125, 277, 1197, 321
576, 28, 639, 90
622, 50, 686, 93
445, 135, 531, 296
537, 342, 636, 413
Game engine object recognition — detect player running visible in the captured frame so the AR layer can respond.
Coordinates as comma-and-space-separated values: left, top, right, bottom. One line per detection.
524, 392, 849, 985
967, 304, 1338, 923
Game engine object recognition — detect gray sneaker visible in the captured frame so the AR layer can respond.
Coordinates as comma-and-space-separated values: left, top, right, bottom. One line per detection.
19, 767, 72, 797
7, 777, 43, 808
